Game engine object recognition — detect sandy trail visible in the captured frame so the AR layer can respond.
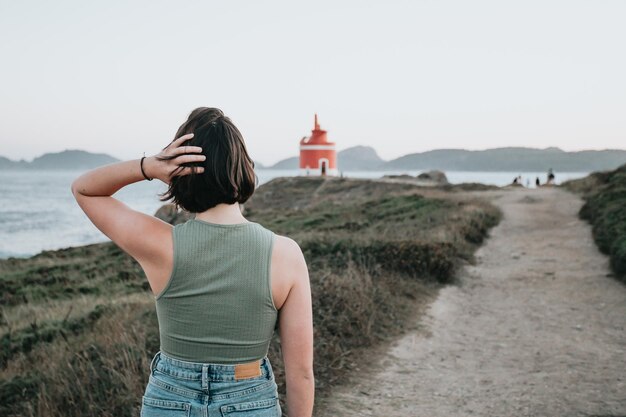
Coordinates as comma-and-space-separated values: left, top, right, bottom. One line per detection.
315, 187, 626, 417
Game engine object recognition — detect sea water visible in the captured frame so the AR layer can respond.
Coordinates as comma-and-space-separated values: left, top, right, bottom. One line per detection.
0, 169, 589, 259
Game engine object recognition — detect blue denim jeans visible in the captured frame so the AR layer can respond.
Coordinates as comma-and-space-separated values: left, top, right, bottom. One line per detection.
141, 350, 282, 417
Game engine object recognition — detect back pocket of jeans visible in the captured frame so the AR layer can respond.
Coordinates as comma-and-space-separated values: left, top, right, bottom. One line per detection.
141, 396, 191, 417
220, 397, 280, 416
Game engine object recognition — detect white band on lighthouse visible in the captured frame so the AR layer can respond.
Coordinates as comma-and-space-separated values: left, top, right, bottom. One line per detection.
299, 145, 336, 150
300, 168, 339, 176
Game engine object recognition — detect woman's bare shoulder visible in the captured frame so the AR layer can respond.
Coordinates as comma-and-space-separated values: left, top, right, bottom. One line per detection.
273, 233, 300, 250
272, 234, 305, 263
271, 234, 308, 279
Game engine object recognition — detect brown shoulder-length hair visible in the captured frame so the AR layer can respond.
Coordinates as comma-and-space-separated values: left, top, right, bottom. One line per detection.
155, 107, 257, 213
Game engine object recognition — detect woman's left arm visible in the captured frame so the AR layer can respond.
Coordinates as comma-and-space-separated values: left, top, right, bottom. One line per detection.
70, 133, 204, 266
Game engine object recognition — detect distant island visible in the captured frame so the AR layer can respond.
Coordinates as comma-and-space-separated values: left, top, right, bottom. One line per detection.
2, 146, 625, 172
0, 150, 119, 170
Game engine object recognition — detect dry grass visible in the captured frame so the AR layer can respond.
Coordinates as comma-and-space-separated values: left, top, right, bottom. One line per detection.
2, 299, 154, 417
0, 292, 152, 339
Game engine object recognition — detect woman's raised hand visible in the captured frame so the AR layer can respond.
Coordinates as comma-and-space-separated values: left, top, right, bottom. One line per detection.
145, 133, 206, 184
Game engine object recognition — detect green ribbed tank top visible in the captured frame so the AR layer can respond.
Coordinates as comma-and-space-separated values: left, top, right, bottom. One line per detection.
154, 218, 277, 364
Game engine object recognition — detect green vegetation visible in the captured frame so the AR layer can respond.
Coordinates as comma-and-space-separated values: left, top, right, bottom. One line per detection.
0, 176, 501, 416
0, 243, 148, 307
562, 163, 626, 281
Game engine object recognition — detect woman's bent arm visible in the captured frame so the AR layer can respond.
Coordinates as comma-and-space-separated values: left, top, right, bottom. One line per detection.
277, 238, 314, 417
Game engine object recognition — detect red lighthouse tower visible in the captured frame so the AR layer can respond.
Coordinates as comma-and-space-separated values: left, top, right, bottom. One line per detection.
299, 114, 338, 176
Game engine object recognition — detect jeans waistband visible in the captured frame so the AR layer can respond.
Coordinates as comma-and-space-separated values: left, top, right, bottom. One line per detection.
151, 350, 273, 381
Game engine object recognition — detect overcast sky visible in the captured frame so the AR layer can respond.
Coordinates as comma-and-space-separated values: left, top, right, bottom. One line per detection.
1, 0, 624, 166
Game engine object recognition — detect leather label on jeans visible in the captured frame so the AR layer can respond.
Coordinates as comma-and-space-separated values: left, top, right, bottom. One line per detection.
234, 360, 262, 380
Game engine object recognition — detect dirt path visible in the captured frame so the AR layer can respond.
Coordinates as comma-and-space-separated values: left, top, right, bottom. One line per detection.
314, 187, 626, 417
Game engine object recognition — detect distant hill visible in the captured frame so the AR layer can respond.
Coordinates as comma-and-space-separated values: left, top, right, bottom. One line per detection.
0, 156, 30, 170
268, 146, 384, 170
382, 147, 626, 172
0, 150, 120, 170
269, 156, 299, 170
266, 146, 626, 172
336, 146, 385, 170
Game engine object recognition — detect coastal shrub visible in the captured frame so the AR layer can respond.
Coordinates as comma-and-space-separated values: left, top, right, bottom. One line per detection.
459, 210, 501, 245
0, 372, 41, 417
610, 236, 626, 276
301, 238, 457, 283
564, 163, 626, 281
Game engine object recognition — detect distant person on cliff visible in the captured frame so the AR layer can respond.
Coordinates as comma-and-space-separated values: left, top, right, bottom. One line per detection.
536, 177, 541, 187
547, 168, 555, 185
71, 107, 314, 417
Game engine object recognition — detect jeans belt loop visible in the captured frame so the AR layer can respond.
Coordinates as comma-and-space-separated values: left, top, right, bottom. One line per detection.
202, 364, 209, 392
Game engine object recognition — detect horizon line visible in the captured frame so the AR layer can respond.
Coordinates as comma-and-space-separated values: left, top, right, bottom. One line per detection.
2, 144, 626, 166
